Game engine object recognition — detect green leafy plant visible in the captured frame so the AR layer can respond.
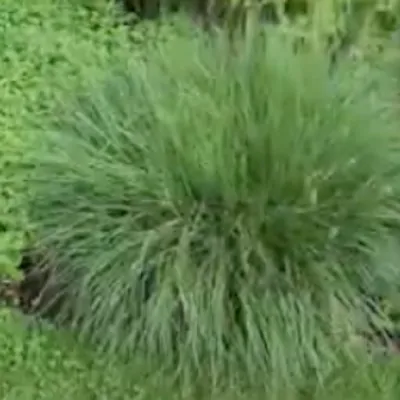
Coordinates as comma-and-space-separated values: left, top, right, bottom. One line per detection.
24, 26, 400, 389
0, 308, 169, 400
0, 0, 146, 279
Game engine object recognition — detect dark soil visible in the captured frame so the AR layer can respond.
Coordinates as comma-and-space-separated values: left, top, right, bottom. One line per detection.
0, 249, 66, 319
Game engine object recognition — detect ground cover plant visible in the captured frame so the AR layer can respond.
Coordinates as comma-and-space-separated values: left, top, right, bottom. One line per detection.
22, 18, 400, 392
0, 0, 135, 280
0, 307, 201, 400
0, 308, 141, 400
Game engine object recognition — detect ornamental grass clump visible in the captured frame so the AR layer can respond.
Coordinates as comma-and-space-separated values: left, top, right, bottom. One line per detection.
25, 27, 400, 388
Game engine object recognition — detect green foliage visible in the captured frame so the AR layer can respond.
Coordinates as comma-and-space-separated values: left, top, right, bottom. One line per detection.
0, 0, 142, 279
24, 26, 400, 389
2, 307, 400, 399
280, 0, 400, 54
133, 0, 400, 58
0, 308, 174, 399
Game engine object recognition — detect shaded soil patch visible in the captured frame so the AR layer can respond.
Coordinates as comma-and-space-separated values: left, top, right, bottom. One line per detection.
0, 249, 66, 320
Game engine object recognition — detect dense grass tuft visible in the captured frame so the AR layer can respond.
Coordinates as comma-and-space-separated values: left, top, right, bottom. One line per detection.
24, 27, 400, 388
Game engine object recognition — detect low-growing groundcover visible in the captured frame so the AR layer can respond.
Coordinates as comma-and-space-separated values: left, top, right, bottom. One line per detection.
22, 23, 400, 392
0, 0, 135, 280
0, 307, 183, 400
